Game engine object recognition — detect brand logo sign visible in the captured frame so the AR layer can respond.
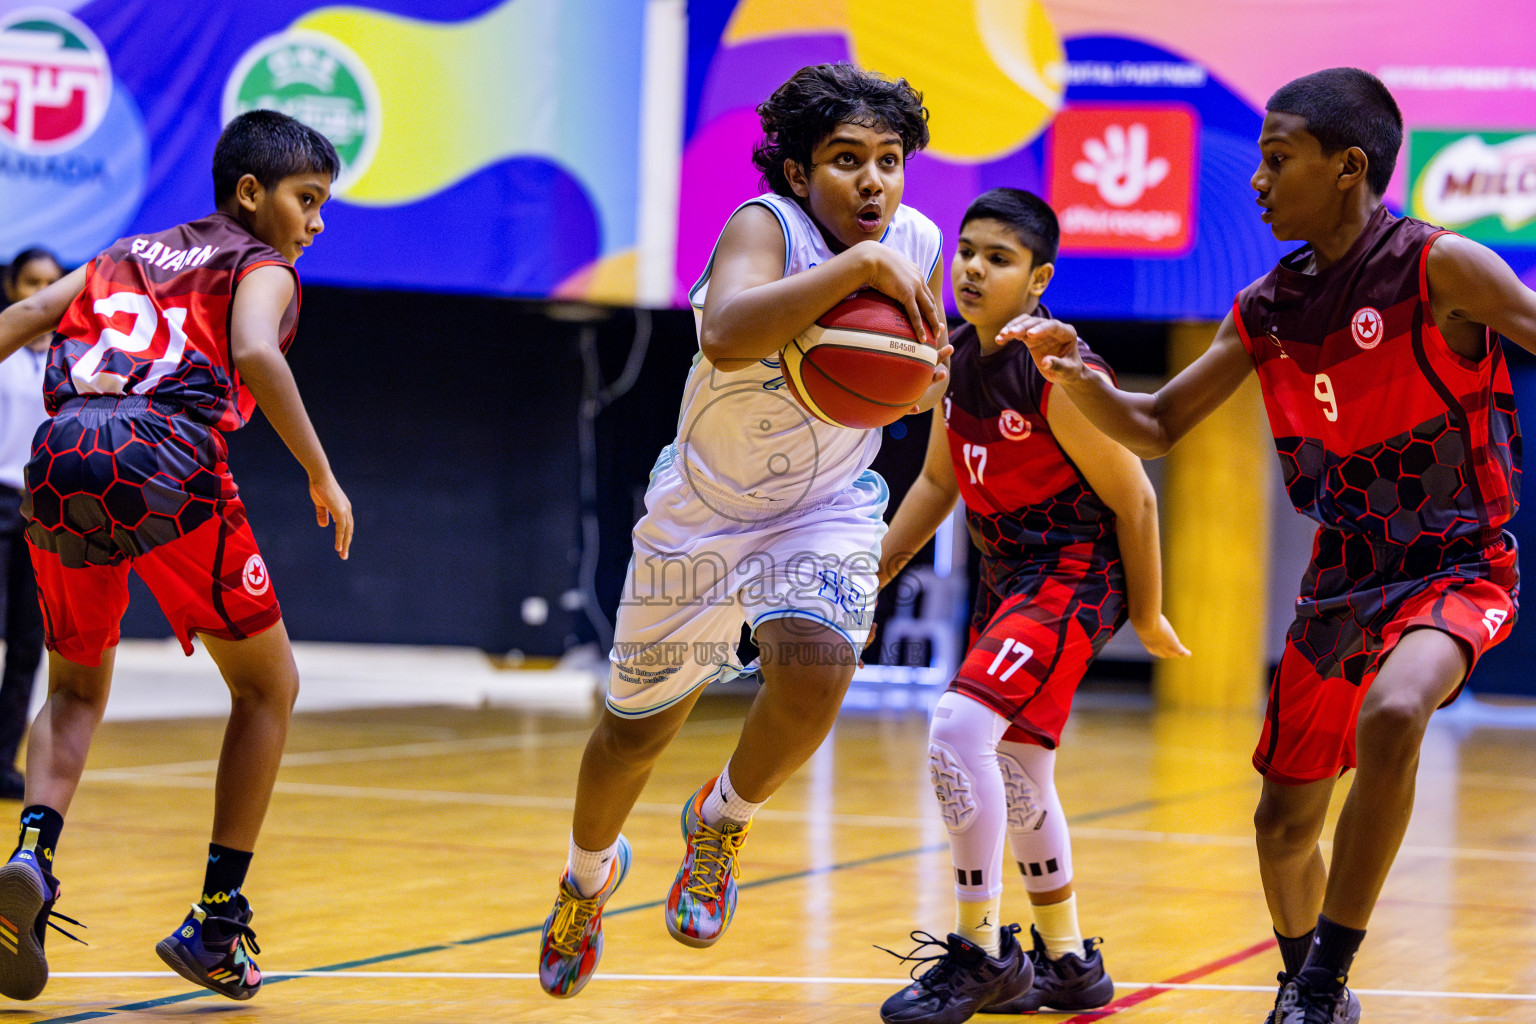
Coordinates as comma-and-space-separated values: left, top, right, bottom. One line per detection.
1049, 105, 1197, 254
222, 29, 380, 194
0, 8, 112, 154
1410, 130, 1536, 243
1350, 307, 1383, 350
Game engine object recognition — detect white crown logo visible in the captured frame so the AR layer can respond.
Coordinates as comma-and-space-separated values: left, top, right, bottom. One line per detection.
1073, 123, 1169, 207
267, 45, 338, 91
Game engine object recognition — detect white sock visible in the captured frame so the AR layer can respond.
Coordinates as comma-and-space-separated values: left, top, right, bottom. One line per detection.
567, 834, 619, 898
701, 762, 763, 826
929, 692, 1011, 957
1031, 893, 1085, 960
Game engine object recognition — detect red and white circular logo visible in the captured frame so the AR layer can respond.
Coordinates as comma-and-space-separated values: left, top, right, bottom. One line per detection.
998, 409, 1032, 441
242, 554, 270, 596
0, 10, 114, 154
1350, 306, 1384, 350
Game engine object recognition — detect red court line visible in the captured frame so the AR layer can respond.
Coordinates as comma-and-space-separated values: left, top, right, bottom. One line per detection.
1061, 938, 1278, 1021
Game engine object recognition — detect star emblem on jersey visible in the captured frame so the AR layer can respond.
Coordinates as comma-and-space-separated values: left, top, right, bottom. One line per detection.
1350, 306, 1384, 349
241, 555, 269, 596
998, 409, 1032, 441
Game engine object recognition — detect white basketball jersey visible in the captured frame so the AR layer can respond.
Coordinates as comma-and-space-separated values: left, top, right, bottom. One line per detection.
677, 193, 942, 522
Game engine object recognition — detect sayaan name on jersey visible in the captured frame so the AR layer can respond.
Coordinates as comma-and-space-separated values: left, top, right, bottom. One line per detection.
126, 238, 219, 273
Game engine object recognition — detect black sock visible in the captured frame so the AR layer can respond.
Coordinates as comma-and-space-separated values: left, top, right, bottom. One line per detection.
13, 805, 63, 874
1275, 927, 1315, 977
200, 843, 253, 910
1296, 914, 1366, 994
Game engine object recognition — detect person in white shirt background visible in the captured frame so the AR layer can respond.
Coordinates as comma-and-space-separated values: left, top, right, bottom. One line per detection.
0, 248, 63, 801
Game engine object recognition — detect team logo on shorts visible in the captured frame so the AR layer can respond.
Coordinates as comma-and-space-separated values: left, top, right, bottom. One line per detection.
0, 8, 113, 153
998, 409, 1032, 441
1350, 306, 1384, 349
222, 28, 380, 194
242, 554, 270, 597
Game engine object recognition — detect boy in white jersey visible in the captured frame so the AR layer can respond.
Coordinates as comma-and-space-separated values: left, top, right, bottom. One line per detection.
538, 63, 952, 998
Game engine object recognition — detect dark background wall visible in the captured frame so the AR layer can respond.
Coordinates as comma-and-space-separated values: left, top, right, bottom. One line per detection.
109, 284, 1536, 697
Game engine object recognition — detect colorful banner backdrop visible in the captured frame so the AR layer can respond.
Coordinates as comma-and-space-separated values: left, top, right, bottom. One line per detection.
0, 0, 644, 301
679, 0, 1536, 320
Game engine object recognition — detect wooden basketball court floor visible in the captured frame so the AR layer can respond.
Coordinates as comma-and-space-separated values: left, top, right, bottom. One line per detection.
8, 678, 1536, 1023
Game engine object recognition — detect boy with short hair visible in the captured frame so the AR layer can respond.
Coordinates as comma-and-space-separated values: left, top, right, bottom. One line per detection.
1018, 67, 1536, 1024
0, 109, 353, 1002
538, 62, 951, 998
876, 189, 1185, 1024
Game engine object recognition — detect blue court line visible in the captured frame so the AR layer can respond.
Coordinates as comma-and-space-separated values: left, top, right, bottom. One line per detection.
28, 779, 1254, 1022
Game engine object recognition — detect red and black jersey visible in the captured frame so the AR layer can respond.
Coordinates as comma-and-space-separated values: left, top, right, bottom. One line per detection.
1234, 206, 1520, 552
943, 310, 1126, 647
944, 311, 1118, 561
47, 213, 298, 432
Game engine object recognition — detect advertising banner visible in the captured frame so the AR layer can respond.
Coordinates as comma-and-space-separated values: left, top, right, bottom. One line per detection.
680, 0, 1536, 319
0, 0, 646, 301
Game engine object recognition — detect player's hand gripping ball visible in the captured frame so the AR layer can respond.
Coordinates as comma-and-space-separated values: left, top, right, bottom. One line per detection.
781, 289, 939, 429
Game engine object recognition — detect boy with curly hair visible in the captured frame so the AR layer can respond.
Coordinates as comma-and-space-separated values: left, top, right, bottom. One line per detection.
538, 62, 951, 998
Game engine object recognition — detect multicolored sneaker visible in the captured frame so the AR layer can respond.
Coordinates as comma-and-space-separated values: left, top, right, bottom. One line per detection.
0, 827, 84, 1001
154, 895, 263, 1000
981, 925, 1114, 1013
1266, 973, 1361, 1024
665, 778, 750, 948
538, 834, 632, 998
879, 924, 1034, 1024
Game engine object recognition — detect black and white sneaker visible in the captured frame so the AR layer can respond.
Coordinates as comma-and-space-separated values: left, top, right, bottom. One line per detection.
879, 924, 1033, 1024
1265, 973, 1361, 1024
981, 924, 1114, 1012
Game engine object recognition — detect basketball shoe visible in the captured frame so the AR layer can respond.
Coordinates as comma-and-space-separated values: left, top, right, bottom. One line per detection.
1264, 973, 1361, 1024
538, 834, 632, 997
879, 924, 1033, 1024
665, 778, 750, 947
155, 895, 263, 1000
0, 828, 83, 1000
981, 924, 1113, 1013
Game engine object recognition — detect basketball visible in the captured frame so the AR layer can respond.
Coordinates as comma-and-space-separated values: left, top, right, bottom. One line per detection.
780, 289, 938, 429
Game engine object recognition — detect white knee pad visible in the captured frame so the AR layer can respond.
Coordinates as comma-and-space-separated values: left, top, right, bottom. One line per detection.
929, 739, 978, 832
995, 748, 1048, 832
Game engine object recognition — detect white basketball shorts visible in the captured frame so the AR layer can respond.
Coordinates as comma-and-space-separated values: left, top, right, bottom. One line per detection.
606, 449, 888, 718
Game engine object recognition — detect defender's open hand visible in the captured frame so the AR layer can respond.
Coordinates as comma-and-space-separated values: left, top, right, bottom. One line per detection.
1134, 615, 1190, 659
310, 475, 354, 560
1000, 315, 1085, 384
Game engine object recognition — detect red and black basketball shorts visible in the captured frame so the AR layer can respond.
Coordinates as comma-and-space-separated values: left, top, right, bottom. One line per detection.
22, 396, 281, 666
1255, 532, 1518, 784
949, 558, 1126, 749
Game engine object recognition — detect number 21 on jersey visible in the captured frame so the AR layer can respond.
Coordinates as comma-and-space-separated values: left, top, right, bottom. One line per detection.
72, 290, 189, 395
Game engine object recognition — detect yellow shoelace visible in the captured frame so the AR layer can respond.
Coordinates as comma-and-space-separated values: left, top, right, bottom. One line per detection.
684, 820, 750, 901
546, 883, 601, 957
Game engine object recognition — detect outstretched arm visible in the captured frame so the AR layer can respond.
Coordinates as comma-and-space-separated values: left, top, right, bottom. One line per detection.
0, 265, 87, 362
229, 265, 353, 560
1005, 311, 1254, 459
878, 404, 960, 590
699, 204, 949, 370
1425, 233, 1536, 356
1048, 383, 1187, 658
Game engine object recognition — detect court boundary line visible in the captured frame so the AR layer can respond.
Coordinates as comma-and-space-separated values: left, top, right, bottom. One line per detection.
40, 970, 1536, 1001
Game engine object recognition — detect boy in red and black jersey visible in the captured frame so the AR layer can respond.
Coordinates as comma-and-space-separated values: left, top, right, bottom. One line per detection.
1020, 68, 1536, 1024
876, 190, 1185, 1024
0, 110, 353, 1003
